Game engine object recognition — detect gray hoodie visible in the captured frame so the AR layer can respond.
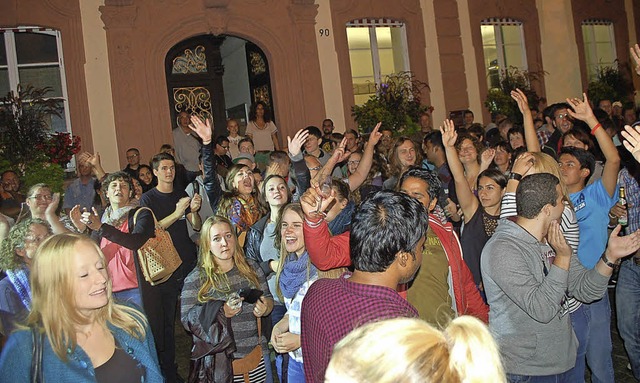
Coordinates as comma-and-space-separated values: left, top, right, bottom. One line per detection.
481, 219, 608, 376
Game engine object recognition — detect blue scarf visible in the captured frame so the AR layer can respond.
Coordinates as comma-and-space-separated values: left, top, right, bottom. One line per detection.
6, 265, 31, 310
279, 251, 317, 299
328, 201, 355, 236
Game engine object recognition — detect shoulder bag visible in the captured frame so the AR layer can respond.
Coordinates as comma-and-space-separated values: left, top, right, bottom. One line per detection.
31, 327, 44, 383
133, 207, 182, 286
232, 317, 263, 383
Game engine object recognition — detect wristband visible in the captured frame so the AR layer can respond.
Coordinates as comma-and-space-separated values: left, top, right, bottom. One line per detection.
509, 173, 522, 181
590, 123, 602, 135
600, 252, 619, 268
304, 216, 324, 228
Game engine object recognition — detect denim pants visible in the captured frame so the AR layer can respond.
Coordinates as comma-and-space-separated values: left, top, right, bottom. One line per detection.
276, 354, 305, 383
616, 258, 640, 380
569, 305, 588, 383
507, 370, 573, 383
113, 287, 143, 309
583, 293, 615, 383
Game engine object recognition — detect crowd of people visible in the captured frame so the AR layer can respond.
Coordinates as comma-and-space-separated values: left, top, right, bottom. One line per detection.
1, 45, 640, 383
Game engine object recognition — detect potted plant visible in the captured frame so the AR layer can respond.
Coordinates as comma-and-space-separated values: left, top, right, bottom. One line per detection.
484, 66, 545, 124
351, 71, 430, 136
0, 85, 80, 192
586, 62, 635, 105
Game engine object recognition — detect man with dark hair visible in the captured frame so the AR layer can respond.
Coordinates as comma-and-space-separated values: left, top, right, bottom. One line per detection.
423, 131, 452, 208
213, 135, 233, 175
321, 118, 335, 152
122, 147, 142, 179
300, 167, 487, 326
463, 109, 474, 129
482, 173, 640, 381
140, 151, 202, 382
557, 94, 621, 382
303, 126, 330, 165
344, 129, 359, 152
300, 191, 427, 383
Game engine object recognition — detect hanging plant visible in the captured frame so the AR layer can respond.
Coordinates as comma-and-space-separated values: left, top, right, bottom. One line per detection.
586, 61, 635, 105
484, 66, 546, 124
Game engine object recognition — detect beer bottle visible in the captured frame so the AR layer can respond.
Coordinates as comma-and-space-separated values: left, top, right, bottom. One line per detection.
618, 186, 628, 234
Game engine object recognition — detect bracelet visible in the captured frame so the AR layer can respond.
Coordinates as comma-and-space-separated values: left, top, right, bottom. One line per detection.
600, 252, 619, 268
590, 123, 602, 135
509, 173, 523, 181
608, 212, 617, 220
304, 216, 324, 228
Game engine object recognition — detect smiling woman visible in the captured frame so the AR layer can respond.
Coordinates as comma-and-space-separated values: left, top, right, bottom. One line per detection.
0, 233, 162, 382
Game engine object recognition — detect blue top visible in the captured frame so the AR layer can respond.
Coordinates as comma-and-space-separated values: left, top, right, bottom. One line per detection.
0, 321, 163, 382
62, 178, 98, 211
570, 179, 618, 269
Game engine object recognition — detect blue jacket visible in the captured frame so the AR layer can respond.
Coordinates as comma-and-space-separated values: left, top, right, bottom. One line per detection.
0, 321, 163, 382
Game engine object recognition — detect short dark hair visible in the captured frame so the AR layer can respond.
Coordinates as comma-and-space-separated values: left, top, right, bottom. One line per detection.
550, 102, 572, 119
151, 152, 175, 170
331, 178, 350, 202
215, 135, 229, 145
559, 146, 595, 181
507, 125, 524, 139
322, 118, 334, 127
304, 126, 322, 139
516, 173, 560, 219
101, 171, 134, 196
398, 167, 441, 201
269, 150, 289, 163
350, 191, 429, 273
562, 128, 594, 150
464, 109, 474, 117
424, 131, 444, 150
344, 129, 359, 138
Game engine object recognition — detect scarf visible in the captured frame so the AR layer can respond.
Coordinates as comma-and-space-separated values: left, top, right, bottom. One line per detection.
102, 203, 137, 227
279, 251, 317, 299
6, 265, 31, 310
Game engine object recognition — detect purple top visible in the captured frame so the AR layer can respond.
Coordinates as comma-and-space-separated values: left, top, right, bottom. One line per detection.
300, 273, 418, 382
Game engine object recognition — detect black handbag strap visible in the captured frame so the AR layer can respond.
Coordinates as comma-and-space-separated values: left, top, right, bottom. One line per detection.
31, 327, 44, 383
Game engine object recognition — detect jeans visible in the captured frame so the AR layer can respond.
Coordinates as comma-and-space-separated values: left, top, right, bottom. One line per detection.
583, 293, 615, 383
616, 258, 640, 380
113, 287, 144, 309
276, 354, 306, 383
263, 348, 274, 383
507, 370, 573, 383
569, 305, 588, 382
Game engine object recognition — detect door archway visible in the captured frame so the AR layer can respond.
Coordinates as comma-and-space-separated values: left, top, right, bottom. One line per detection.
165, 34, 274, 138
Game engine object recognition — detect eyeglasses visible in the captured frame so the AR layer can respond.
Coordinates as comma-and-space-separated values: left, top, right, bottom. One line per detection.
348, 160, 360, 165
24, 233, 50, 244
30, 194, 52, 201
126, 154, 139, 159
555, 113, 570, 120
221, 146, 229, 150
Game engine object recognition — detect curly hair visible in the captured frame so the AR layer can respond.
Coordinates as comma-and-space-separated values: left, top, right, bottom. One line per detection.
0, 218, 50, 271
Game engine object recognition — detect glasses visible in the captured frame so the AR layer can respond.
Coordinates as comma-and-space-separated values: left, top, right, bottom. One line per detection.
555, 113, 570, 120
24, 233, 50, 244
126, 154, 139, 159
348, 160, 360, 165
30, 194, 52, 201
221, 146, 230, 150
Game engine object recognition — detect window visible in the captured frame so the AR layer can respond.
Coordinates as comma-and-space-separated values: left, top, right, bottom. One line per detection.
0, 27, 70, 133
481, 19, 527, 90
346, 19, 410, 105
581, 20, 616, 80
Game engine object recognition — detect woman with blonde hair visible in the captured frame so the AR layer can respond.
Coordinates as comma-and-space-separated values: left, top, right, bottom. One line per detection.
181, 215, 274, 382
325, 316, 506, 383
0, 233, 162, 382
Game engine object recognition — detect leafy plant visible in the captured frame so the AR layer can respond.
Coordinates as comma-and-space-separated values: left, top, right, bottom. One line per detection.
484, 66, 545, 124
351, 72, 430, 136
587, 62, 634, 105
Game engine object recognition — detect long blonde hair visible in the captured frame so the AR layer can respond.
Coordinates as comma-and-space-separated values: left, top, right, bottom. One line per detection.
327, 316, 506, 383
197, 216, 260, 302
273, 203, 310, 301
26, 234, 147, 360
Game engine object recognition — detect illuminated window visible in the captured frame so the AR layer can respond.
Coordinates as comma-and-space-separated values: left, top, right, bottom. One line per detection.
0, 27, 70, 133
481, 19, 527, 90
581, 20, 616, 80
346, 19, 410, 105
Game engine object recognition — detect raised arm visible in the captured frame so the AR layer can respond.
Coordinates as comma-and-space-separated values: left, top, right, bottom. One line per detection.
287, 129, 311, 197
348, 122, 382, 191
441, 119, 478, 223
566, 93, 620, 196
313, 137, 350, 185
622, 124, 640, 163
190, 115, 222, 211
511, 88, 540, 152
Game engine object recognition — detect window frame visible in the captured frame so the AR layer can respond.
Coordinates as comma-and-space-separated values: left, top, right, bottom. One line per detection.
346, 19, 411, 104
0, 27, 72, 135
480, 19, 528, 89
581, 20, 617, 80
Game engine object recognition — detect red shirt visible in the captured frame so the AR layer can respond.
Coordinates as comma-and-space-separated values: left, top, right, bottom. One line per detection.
300, 274, 418, 382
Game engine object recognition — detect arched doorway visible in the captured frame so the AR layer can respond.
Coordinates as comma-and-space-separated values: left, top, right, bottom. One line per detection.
164, 35, 274, 138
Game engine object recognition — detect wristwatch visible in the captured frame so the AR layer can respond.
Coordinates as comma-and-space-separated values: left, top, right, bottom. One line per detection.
600, 252, 619, 268
509, 173, 523, 181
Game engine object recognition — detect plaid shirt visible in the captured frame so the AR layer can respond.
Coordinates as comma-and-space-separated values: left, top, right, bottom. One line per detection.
300, 273, 418, 382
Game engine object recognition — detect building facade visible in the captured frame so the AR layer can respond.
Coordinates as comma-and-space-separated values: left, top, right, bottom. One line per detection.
1, 0, 639, 171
